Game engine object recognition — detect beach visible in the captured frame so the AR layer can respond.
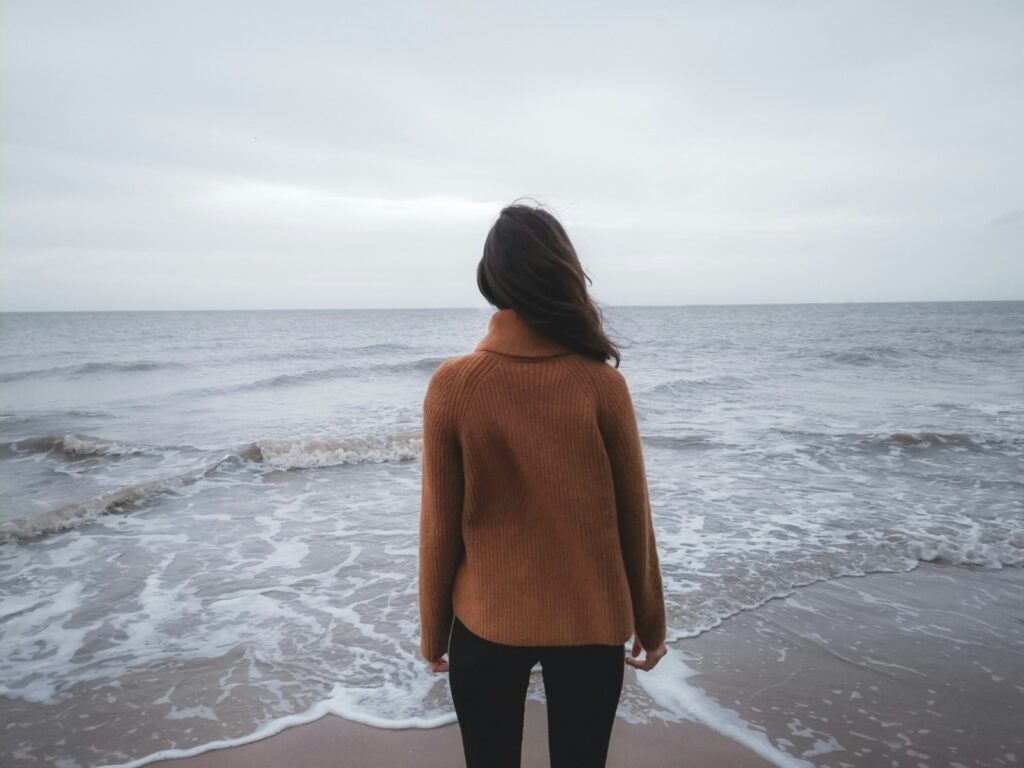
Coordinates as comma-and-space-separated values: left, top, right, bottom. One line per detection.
2, 303, 1021, 767
147, 704, 775, 768
140, 561, 1023, 768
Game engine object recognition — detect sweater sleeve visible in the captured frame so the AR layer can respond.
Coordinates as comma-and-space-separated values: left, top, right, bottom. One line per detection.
599, 368, 667, 651
418, 361, 466, 661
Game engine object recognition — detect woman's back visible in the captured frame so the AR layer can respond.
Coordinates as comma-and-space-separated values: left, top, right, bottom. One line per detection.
418, 307, 667, 661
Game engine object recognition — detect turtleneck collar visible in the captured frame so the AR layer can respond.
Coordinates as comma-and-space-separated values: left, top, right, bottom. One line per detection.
474, 308, 572, 358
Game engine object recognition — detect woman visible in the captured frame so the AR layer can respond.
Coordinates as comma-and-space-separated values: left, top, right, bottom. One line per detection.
418, 201, 668, 768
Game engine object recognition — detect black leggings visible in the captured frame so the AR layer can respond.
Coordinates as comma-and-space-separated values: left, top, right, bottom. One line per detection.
448, 615, 625, 768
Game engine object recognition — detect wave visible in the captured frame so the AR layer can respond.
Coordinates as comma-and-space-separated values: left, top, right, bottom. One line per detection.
897, 531, 1024, 569
0, 433, 154, 458
643, 434, 719, 450
2, 430, 425, 467
818, 346, 904, 366
241, 432, 423, 469
771, 428, 1018, 454
233, 344, 420, 365
0, 409, 120, 429
852, 430, 1024, 454
877, 431, 983, 449
0, 454, 239, 543
347, 343, 419, 355
0, 430, 425, 542
221, 365, 362, 393
370, 357, 451, 374
641, 375, 753, 398
3, 353, 447, 395
0, 360, 186, 383
178, 357, 449, 398
929, 401, 1016, 417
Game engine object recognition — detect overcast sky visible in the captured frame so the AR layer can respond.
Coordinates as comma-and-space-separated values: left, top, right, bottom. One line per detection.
1, 1, 1021, 311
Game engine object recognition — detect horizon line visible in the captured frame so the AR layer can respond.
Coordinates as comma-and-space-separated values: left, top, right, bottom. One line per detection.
1, 298, 1023, 314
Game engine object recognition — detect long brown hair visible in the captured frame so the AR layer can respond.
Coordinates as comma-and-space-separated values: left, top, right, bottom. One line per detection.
476, 199, 622, 367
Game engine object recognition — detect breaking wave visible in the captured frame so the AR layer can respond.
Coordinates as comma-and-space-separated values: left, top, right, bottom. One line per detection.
0, 456, 236, 542
771, 428, 1019, 454
240, 432, 423, 469
1, 433, 157, 458
0, 431, 424, 543
641, 375, 753, 398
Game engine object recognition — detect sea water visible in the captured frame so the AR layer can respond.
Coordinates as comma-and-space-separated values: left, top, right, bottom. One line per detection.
1, 303, 1021, 766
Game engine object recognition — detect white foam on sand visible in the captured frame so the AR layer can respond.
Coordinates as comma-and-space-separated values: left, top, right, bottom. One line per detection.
632, 649, 814, 768
104, 662, 809, 768
101, 682, 457, 768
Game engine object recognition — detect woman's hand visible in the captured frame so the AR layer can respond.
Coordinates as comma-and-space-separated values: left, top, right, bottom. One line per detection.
625, 636, 667, 671
426, 655, 449, 673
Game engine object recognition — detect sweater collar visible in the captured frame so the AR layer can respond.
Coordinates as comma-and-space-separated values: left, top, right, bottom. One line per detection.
474, 308, 572, 358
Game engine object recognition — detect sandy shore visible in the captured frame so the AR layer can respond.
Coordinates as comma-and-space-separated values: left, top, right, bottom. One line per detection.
666, 562, 1024, 767
151, 562, 1023, 768
150, 702, 773, 767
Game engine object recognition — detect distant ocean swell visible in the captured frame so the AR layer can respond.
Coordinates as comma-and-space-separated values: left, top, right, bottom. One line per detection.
0, 354, 446, 387
769, 428, 1024, 453
0, 360, 189, 383
639, 427, 1021, 455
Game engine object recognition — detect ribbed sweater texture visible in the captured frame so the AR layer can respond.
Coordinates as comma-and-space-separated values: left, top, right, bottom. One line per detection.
418, 307, 667, 661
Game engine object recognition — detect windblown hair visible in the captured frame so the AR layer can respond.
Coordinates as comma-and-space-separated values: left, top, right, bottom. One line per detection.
477, 199, 622, 367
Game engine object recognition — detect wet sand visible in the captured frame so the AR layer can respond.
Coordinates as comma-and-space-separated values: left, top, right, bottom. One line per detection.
674, 562, 1024, 767
153, 562, 1024, 768
150, 702, 773, 767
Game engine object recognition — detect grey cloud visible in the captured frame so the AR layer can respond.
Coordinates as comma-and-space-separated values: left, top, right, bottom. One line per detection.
990, 209, 1024, 228
1, 0, 1022, 311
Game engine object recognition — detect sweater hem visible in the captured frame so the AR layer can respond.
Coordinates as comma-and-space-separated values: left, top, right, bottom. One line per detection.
453, 610, 632, 649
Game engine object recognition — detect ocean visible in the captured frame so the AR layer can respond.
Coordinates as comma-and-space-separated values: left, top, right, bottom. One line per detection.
1, 302, 1021, 767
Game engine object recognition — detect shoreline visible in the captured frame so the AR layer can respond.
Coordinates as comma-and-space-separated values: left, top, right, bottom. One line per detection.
143, 562, 1024, 768
147, 701, 775, 768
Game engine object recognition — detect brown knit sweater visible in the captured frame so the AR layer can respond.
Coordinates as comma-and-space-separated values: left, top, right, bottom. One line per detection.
417, 307, 667, 661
